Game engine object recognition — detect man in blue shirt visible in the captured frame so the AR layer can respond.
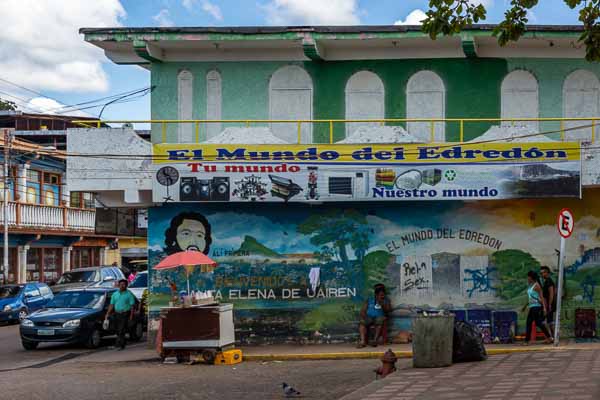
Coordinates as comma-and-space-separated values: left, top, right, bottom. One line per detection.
105, 279, 137, 350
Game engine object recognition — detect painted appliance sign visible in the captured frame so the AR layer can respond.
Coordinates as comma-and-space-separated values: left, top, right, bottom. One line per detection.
152, 143, 581, 202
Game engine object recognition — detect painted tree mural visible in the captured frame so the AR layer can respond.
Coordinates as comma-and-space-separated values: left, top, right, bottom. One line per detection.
297, 209, 370, 264
491, 249, 541, 300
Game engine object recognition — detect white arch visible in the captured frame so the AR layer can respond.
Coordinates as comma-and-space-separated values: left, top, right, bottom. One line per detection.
563, 69, 600, 141
206, 70, 222, 140
345, 71, 385, 137
177, 70, 194, 142
501, 70, 539, 131
406, 70, 446, 142
269, 65, 313, 143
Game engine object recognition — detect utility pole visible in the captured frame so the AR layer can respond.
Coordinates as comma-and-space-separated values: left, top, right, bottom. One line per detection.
2, 128, 11, 284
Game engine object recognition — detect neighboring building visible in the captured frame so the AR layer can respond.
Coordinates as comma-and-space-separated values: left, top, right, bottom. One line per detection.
0, 135, 119, 284
76, 25, 600, 342
0, 111, 106, 150
0, 111, 150, 272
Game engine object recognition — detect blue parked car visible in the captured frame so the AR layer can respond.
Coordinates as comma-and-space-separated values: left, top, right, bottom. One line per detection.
0, 283, 54, 324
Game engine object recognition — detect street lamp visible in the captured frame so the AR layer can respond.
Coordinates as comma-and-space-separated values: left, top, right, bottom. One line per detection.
2, 128, 56, 283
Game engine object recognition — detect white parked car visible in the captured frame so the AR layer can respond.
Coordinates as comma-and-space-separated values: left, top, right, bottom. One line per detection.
128, 271, 147, 300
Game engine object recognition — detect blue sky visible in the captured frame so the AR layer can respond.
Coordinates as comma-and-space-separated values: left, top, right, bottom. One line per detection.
0, 0, 583, 123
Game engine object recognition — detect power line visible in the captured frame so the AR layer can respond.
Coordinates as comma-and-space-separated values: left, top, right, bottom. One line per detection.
0, 76, 153, 117
0, 77, 67, 105
47, 86, 152, 115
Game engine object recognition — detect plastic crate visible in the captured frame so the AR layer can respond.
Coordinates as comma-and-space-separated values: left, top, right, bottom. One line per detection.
492, 311, 517, 343
575, 308, 597, 338
450, 310, 467, 322
467, 309, 493, 344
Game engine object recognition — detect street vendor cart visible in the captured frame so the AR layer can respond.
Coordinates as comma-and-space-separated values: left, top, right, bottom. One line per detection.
153, 250, 239, 364
158, 303, 235, 363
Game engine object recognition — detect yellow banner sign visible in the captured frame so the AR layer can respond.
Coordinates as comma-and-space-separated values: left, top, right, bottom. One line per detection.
153, 142, 581, 164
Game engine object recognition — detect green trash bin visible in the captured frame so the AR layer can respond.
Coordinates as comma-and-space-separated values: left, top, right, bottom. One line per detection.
412, 314, 454, 368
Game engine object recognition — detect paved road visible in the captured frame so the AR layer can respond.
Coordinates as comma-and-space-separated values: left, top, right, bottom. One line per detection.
342, 349, 600, 400
0, 323, 108, 371
0, 355, 378, 400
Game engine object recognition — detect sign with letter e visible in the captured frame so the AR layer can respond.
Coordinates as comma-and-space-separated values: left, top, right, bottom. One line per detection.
557, 208, 574, 239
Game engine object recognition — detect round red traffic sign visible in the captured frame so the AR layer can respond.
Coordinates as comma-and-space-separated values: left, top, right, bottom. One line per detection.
557, 208, 574, 239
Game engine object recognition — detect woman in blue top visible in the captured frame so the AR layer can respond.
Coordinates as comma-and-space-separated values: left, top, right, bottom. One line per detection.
522, 271, 554, 345
358, 284, 391, 348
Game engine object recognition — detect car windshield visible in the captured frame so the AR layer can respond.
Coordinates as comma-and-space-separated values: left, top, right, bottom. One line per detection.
0, 286, 22, 298
46, 292, 105, 309
57, 271, 98, 284
129, 273, 147, 288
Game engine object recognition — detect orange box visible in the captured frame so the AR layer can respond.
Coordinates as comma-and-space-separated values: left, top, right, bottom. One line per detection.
214, 349, 243, 365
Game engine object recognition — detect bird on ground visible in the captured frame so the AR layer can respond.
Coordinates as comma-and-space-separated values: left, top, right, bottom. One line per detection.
282, 382, 301, 397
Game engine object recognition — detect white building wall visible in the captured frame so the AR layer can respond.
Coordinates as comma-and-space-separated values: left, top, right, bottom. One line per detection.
269, 65, 313, 144
66, 128, 153, 207
345, 70, 385, 137
177, 70, 194, 143
563, 69, 600, 141
501, 70, 539, 131
206, 70, 222, 140
406, 70, 446, 142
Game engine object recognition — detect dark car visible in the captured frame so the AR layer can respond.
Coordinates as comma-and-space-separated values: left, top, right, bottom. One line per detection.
20, 288, 145, 350
0, 283, 53, 324
51, 266, 125, 294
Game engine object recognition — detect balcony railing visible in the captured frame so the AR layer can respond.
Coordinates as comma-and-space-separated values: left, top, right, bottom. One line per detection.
0, 202, 95, 232
74, 117, 600, 144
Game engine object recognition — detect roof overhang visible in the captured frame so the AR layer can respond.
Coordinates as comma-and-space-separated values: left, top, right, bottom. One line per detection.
80, 25, 587, 64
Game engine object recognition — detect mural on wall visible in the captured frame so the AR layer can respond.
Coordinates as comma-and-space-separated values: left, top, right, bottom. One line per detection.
148, 193, 600, 343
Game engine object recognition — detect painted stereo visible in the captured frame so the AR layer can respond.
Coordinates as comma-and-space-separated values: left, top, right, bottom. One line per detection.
180, 177, 230, 201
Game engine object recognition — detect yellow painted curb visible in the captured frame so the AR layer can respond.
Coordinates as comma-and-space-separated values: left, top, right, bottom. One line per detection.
243, 346, 566, 362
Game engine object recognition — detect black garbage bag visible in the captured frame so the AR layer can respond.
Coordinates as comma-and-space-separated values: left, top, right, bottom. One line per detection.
452, 320, 487, 363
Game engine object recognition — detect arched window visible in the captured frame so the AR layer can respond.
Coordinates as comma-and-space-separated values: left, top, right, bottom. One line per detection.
177, 70, 193, 142
501, 70, 539, 131
406, 71, 445, 142
206, 70, 222, 140
269, 65, 313, 143
345, 71, 385, 138
563, 69, 600, 141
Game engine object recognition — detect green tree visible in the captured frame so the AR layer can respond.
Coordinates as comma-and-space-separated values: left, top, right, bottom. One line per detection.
297, 209, 370, 264
422, 0, 600, 61
0, 98, 17, 111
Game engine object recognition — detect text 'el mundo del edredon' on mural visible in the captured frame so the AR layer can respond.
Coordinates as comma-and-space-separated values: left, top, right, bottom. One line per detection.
152, 143, 582, 203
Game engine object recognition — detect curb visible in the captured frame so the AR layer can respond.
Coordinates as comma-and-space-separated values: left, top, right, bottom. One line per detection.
242, 345, 564, 362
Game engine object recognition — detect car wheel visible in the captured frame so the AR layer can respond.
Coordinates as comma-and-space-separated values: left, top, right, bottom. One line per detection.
129, 321, 144, 342
22, 340, 38, 350
17, 308, 28, 322
85, 329, 101, 349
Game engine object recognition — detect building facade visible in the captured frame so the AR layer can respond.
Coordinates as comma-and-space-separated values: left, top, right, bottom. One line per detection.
0, 135, 118, 284
78, 25, 600, 342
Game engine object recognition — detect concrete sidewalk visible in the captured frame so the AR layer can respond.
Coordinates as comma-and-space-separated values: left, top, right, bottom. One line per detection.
340, 349, 600, 400
72, 340, 600, 364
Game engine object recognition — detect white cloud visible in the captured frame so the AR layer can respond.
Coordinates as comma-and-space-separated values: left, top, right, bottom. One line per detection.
202, 0, 223, 21
183, 0, 223, 21
25, 97, 91, 117
394, 9, 427, 25
263, 0, 360, 25
182, 0, 195, 11
0, 0, 125, 93
153, 9, 175, 27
